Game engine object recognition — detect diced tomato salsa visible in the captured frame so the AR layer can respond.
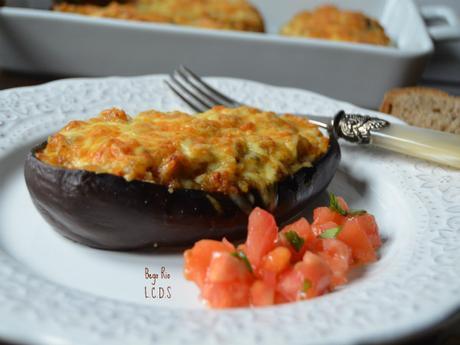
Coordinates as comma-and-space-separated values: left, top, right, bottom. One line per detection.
183, 193, 382, 308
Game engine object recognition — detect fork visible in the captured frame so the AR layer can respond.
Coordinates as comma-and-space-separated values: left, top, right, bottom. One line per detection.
166, 66, 460, 169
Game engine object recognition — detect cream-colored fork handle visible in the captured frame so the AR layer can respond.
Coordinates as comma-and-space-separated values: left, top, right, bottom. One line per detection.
371, 124, 460, 169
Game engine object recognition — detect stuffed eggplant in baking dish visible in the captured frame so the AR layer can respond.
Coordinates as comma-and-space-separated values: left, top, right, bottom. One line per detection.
24, 106, 340, 250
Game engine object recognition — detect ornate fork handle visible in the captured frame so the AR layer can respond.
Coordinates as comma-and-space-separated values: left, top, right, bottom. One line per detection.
331, 111, 460, 169
333, 111, 390, 144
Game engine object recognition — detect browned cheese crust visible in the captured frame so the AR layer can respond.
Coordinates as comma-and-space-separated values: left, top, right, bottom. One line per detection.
281, 5, 390, 46
36, 106, 328, 195
54, 0, 265, 32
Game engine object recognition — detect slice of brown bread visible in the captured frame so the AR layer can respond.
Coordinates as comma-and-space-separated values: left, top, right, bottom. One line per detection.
379, 87, 460, 135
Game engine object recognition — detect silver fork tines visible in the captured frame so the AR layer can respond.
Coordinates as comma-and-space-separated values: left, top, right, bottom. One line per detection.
166, 65, 242, 112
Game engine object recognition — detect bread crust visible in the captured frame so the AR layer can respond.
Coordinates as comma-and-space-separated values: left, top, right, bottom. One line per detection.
380, 87, 454, 113
379, 87, 460, 134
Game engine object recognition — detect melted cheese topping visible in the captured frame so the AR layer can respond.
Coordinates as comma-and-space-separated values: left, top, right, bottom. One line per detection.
54, 0, 264, 33
36, 106, 328, 195
281, 5, 390, 46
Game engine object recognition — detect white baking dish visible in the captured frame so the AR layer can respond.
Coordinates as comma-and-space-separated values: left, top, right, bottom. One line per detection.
1, 0, 459, 108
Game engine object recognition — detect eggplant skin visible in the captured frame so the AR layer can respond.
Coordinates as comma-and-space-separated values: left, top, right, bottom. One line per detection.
24, 137, 340, 250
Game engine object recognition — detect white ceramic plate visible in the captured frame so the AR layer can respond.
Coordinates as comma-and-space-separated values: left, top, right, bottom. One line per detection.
0, 76, 459, 345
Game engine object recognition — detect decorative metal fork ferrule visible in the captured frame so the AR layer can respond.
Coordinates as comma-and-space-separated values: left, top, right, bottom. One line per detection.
333, 111, 390, 144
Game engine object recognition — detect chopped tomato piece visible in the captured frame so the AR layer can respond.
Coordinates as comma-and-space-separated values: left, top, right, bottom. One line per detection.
318, 238, 352, 287
184, 195, 382, 309
280, 217, 316, 258
260, 269, 277, 287
202, 281, 250, 308
261, 246, 291, 274
312, 221, 339, 237
295, 251, 332, 298
336, 196, 349, 212
250, 280, 275, 306
184, 239, 234, 288
206, 252, 252, 283
274, 292, 289, 304
277, 252, 332, 301
313, 207, 346, 229
338, 217, 377, 263
246, 207, 278, 269
276, 267, 303, 302
355, 214, 381, 249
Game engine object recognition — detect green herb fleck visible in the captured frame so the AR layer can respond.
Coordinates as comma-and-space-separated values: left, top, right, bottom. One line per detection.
329, 192, 347, 216
302, 279, 312, 292
329, 192, 368, 217
319, 226, 342, 239
231, 251, 253, 273
284, 231, 305, 252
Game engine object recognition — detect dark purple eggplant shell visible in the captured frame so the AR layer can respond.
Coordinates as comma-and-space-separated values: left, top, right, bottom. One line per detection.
24, 135, 340, 250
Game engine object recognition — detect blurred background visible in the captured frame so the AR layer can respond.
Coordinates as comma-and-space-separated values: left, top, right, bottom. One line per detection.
1, 0, 459, 107
417, 0, 460, 94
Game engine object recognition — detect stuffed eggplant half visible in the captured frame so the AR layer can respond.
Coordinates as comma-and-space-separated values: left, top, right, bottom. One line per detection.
24, 106, 340, 250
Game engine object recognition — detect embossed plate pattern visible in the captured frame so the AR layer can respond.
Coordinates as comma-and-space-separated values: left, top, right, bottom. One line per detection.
0, 75, 459, 345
